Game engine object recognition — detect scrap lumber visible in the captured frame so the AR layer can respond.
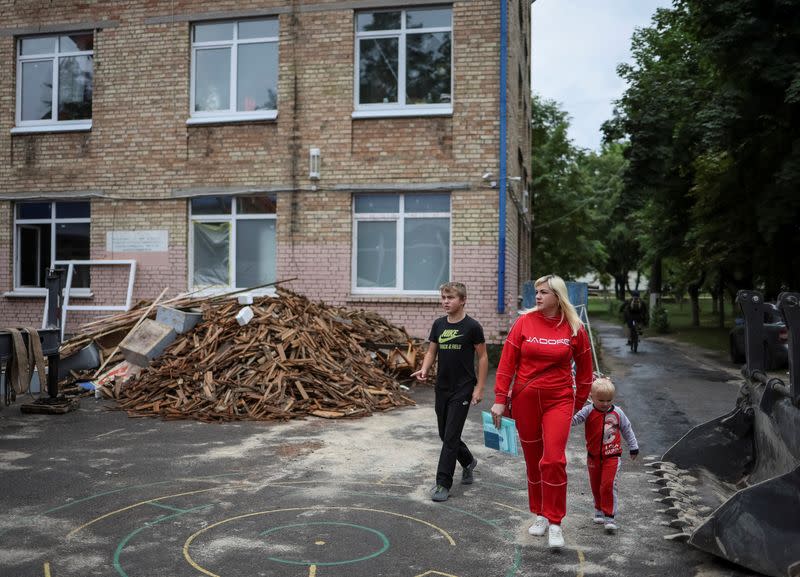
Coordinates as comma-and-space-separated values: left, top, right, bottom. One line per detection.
60, 287, 422, 421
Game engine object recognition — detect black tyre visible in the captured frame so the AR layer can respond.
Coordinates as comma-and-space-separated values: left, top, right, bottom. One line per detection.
730, 336, 745, 364
630, 325, 639, 353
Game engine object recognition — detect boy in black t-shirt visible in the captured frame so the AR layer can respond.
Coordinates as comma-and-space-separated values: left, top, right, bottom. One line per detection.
412, 282, 488, 502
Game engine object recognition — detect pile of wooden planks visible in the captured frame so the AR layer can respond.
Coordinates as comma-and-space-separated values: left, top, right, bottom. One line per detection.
67, 287, 422, 421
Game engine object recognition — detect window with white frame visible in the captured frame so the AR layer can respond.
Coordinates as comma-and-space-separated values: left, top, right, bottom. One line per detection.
14, 201, 91, 290
190, 18, 279, 123
190, 195, 277, 289
355, 7, 452, 116
353, 193, 450, 293
15, 33, 93, 130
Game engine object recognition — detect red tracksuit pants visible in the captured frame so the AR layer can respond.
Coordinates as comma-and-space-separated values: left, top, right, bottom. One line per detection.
514, 386, 574, 524
587, 454, 621, 517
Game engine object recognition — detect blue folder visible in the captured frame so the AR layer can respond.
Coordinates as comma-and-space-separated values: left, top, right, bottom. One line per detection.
481, 411, 519, 456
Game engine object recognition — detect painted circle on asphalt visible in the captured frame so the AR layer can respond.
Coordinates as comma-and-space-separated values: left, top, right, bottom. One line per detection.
259, 521, 390, 566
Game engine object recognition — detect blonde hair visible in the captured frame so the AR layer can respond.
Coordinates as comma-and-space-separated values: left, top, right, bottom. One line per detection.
439, 281, 467, 299
527, 274, 584, 336
592, 377, 616, 399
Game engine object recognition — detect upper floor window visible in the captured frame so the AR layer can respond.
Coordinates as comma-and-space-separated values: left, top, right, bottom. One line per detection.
190, 195, 277, 289
352, 193, 450, 293
189, 18, 279, 124
15, 33, 93, 132
14, 201, 91, 291
354, 7, 452, 118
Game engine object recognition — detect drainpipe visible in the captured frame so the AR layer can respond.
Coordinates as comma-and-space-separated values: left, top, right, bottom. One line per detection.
497, 0, 508, 314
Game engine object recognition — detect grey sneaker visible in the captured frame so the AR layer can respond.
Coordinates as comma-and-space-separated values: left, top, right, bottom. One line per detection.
593, 510, 605, 524
431, 485, 449, 502
461, 458, 478, 484
604, 517, 618, 533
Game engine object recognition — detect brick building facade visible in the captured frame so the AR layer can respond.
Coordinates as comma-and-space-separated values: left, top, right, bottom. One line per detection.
0, 0, 531, 341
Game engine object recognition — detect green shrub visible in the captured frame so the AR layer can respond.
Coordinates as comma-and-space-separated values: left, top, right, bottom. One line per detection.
589, 325, 604, 371
487, 343, 504, 368
651, 304, 670, 333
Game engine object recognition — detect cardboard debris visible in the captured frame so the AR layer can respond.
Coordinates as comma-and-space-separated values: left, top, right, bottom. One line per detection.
94, 361, 141, 390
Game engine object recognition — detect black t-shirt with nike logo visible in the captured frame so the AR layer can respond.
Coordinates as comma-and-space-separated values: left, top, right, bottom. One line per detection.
428, 315, 485, 391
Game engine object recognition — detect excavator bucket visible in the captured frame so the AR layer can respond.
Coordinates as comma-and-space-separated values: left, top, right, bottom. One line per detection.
650, 290, 800, 577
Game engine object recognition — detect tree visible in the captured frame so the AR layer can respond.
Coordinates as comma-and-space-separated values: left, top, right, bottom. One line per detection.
580, 142, 640, 300
608, 0, 800, 319
530, 95, 606, 280
686, 0, 800, 298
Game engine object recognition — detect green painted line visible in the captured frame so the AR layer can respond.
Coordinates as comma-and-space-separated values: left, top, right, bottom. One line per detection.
147, 502, 191, 513
45, 474, 237, 514
0, 473, 240, 539
436, 503, 522, 577
329, 488, 523, 576
259, 521, 389, 566
113, 505, 212, 577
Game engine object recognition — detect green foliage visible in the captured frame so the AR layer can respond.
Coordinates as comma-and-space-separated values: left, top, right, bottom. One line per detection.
580, 143, 642, 298
530, 94, 607, 280
650, 304, 670, 334
605, 0, 800, 300
486, 343, 503, 369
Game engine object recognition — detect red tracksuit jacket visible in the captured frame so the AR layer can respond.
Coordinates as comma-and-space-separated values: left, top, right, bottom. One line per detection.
572, 404, 639, 458
494, 311, 593, 410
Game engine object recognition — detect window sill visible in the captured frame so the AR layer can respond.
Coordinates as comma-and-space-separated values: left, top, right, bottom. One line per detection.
187, 111, 278, 126
347, 294, 440, 305
11, 121, 92, 135
352, 106, 453, 119
4, 289, 94, 299
187, 287, 278, 298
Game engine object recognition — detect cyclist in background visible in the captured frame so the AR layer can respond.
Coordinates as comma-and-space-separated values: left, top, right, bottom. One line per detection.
620, 290, 648, 345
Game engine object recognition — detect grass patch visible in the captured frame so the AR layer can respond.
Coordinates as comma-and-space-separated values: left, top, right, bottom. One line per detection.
587, 296, 734, 357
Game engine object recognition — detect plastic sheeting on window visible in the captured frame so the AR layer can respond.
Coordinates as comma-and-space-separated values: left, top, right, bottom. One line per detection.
404, 217, 449, 290
193, 221, 230, 287
356, 221, 397, 287
236, 219, 275, 288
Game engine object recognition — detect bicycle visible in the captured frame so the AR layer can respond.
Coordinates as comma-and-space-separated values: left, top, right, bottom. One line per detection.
629, 320, 642, 353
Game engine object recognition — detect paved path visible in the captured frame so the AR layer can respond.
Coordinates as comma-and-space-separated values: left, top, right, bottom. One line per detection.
0, 320, 755, 577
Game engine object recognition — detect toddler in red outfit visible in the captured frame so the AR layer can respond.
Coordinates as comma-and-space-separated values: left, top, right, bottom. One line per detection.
572, 376, 639, 533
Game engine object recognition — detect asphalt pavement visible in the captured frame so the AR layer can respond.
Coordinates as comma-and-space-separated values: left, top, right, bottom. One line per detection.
0, 320, 760, 577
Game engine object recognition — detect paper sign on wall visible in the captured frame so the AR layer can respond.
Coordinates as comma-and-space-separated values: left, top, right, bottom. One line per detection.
106, 230, 168, 252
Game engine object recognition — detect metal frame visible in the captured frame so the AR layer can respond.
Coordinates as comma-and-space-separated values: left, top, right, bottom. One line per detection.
189, 17, 279, 122
13, 200, 91, 291
15, 31, 94, 130
188, 195, 277, 290
53, 259, 136, 339
351, 192, 451, 295
353, 6, 453, 115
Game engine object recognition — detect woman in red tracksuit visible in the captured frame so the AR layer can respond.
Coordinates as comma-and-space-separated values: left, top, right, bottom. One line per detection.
491, 274, 593, 550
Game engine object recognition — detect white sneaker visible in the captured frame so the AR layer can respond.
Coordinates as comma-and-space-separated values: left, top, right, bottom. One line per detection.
528, 515, 549, 536
593, 510, 605, 524
604, 517, 618, 533
548, 524, 565, 549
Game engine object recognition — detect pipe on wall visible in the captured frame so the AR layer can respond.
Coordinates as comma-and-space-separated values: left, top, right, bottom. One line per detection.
497, 0, 508, 314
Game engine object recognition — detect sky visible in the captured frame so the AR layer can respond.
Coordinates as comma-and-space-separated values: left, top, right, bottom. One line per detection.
531, 0, 673, 151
